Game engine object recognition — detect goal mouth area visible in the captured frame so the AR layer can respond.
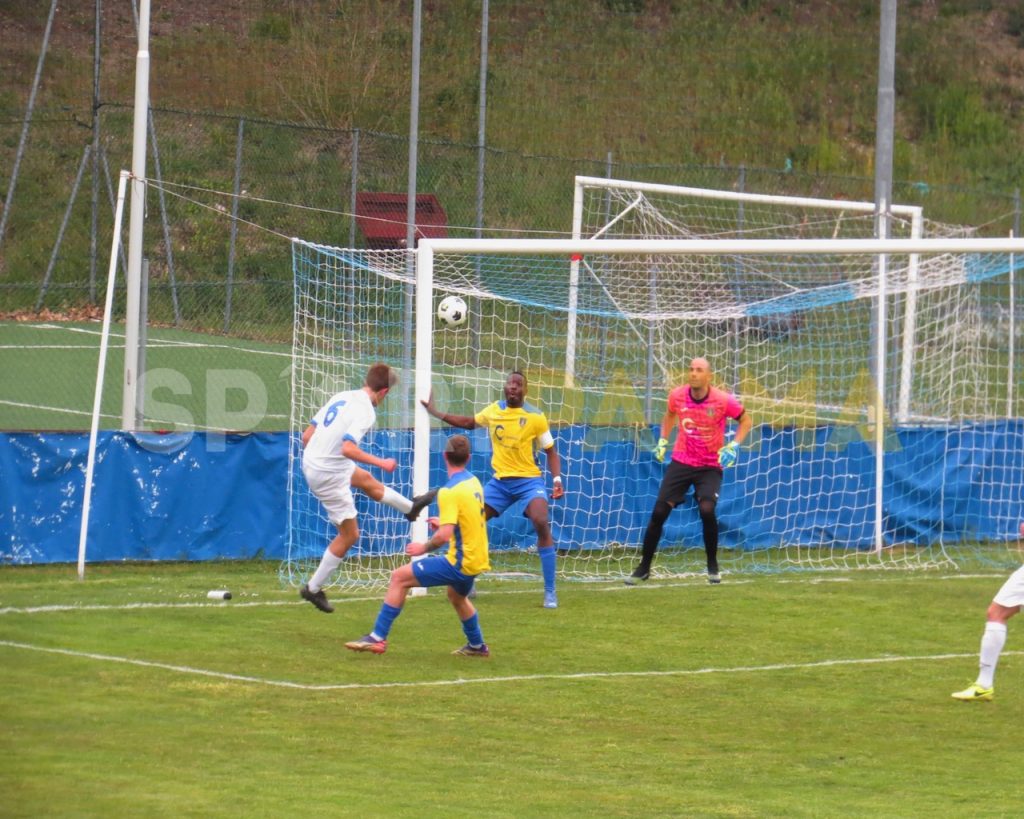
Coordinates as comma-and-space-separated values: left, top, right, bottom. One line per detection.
285, 235, 1024, 588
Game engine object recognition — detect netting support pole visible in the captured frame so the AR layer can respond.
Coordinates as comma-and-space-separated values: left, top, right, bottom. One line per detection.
872, 0, 897, 555
89, 0, 103, 303
566, 182, 584, 389
401, 0, 423, 430
896, 207, 923, 422
348, 128, 360, 248
224, 117, 245, 333
79, 170, 129, 580
411, 244, 434, 596
471, 0, 489, 369
1009, 227, 1017, 420
123, 0, 151, 429
37, 145, 92, 311
0, 0, 58, 254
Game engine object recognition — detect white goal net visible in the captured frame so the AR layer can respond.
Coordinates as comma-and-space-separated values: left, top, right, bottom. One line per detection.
284, 231, 1023, 589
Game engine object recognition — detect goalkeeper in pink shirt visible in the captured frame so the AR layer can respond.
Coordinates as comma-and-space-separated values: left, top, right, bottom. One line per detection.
626, 357, 752, 586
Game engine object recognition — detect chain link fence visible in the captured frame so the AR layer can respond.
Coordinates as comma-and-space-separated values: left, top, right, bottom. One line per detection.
2, 104, 1022, 430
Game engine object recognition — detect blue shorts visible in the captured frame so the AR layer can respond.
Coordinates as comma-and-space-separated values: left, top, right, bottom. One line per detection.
484, 476, 548, 517
411, 554, 477, 597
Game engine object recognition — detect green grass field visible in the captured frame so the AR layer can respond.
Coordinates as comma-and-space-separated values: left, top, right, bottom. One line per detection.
1, 561, 1020, 817
0, 320, 292, 432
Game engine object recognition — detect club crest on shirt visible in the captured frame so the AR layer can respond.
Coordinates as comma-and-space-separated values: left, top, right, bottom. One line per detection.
519, 417, 527, 427
706, 408, 716, 417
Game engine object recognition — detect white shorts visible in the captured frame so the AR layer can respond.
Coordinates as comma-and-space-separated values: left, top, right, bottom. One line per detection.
993, 564, 1024, 609
303, 461, 357, 526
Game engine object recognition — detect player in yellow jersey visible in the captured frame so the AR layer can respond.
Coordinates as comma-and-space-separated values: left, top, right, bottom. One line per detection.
346, 434, 491, 656
421, 371, 563, 609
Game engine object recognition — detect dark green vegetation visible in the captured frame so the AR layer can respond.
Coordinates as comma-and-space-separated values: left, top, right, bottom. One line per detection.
5, 0, 1024, 182
2, 0, 1024, 321
1, 560, 1021, 816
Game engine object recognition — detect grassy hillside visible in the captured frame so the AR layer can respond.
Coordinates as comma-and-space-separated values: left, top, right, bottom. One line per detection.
2, 0, 1024, 185
2, 0, 1024, 323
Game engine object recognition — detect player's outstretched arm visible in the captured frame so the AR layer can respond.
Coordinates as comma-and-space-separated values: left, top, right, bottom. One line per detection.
420, 390, 477, 429
341, 439, 397, 473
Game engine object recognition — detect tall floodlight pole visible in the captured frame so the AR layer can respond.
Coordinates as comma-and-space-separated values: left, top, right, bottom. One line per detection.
476, 0, 489, 237
872, 0, 897, 555
122, 0, 151, 428
407, 0, 431, 591
405, 0, 422, 255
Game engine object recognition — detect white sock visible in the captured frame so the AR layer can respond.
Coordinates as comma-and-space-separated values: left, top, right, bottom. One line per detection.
380, 486, 412, 514
977, 621, 1007, 689
308, 549, 344, 592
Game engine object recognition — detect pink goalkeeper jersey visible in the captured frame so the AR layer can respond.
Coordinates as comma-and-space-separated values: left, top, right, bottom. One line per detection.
667, 385, 745, 469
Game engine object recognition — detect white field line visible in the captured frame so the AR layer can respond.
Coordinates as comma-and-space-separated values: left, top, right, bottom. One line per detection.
16, 322, 291, 358
0, 398, 288, 423
0, 598, 377, 615
0, 638, 1016, 692
0, 398, 119, 418
0, 571, 1008, 616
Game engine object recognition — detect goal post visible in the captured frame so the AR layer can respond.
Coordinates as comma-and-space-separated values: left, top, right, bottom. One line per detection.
284, 234, 1024, 590
569, 176, 931, 420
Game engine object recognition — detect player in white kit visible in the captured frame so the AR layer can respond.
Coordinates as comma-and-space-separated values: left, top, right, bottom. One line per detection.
952, 560, 1024, 701
299, 363, 435, 613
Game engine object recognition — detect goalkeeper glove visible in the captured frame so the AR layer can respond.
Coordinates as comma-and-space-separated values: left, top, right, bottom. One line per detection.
653, 437, 669, 463
718, 440, 740, 468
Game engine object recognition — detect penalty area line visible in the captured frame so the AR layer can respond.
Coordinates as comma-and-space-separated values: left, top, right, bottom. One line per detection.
1, 638, 1018, 692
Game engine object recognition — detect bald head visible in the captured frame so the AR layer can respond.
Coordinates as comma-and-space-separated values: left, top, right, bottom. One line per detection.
688, 357, 713, 396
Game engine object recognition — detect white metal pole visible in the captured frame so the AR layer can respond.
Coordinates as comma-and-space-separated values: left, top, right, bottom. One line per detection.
418, 237, 1024, 255
897, 207, 923, 422
873, 222, 888, 557
566, 181, 584, 388
401, 0, 422, 432
873, 0, 898, 556
410, 244, 434, 596
413, 245, 435, 512
1009, 230, 1016, 419
122, 0, 151, 428
79, 171, 129, 580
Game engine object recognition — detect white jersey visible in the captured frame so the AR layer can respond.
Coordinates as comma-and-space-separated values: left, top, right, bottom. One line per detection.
302, 388, 377, 472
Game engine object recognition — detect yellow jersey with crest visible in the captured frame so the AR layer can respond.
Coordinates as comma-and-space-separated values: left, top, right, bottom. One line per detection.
474, 400, 553, 479
436, 470, 490, 576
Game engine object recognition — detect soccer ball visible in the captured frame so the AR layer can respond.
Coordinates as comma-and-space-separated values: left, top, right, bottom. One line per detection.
437, 295, 468, 328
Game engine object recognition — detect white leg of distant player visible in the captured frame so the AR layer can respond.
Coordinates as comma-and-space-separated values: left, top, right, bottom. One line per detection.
976, 621, 1007, 689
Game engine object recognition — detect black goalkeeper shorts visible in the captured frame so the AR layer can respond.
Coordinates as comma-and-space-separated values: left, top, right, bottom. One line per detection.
656, 460, 723, 508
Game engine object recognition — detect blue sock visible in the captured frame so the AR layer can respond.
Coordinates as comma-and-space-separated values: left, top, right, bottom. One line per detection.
372, 602, 403, 640
538, 545, 556, 594
461, 612, 484, 647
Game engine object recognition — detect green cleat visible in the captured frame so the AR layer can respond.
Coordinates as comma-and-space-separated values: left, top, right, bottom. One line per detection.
951, 683, 993, 701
